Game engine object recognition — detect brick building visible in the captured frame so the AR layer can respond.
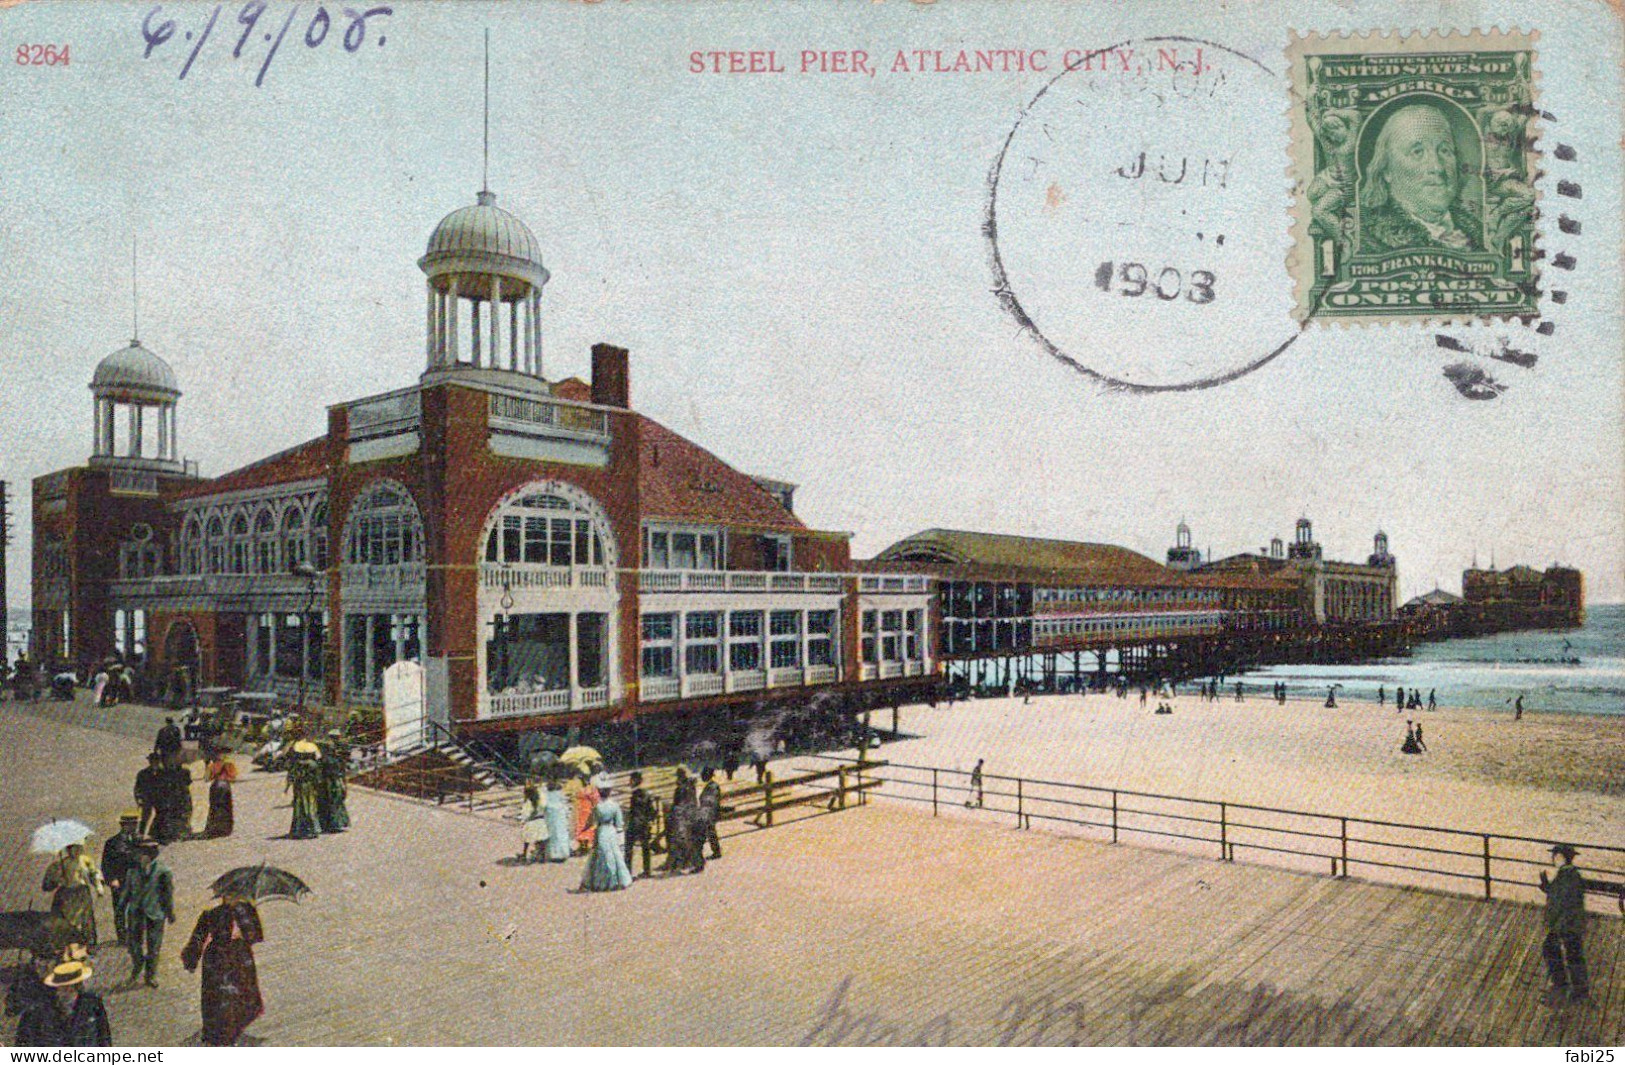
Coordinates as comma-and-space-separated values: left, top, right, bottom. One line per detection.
32, 182, 936, 749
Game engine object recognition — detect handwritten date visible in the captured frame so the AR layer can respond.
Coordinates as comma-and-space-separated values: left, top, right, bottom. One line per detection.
141, 3, 392, 87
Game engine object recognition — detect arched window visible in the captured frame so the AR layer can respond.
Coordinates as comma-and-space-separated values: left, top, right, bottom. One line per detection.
205, 516, 226, 574
229, 512, 250, 574
253, 508, 278, 574
182, 516, 202, 575
282, 506, 307, 572
310, 501, 329, 571
344, 483, 422, 567
483, 492, 606, 567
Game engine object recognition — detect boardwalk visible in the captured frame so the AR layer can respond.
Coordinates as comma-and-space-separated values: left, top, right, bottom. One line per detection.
0, 699, 1618, 1046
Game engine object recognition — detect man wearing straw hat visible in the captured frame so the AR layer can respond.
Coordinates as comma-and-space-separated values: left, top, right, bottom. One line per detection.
121, 839, 175, 989
1538, 843, 1590, 1002
12, 958, 112, 1046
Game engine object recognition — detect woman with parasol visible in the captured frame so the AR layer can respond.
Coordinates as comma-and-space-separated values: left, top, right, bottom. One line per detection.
35, 824, 104, 951
182, 865, 306, 1046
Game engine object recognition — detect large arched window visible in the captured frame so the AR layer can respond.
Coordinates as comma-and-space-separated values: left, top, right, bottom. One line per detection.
282, 506, 307, 572
344, 483, 422, 567
253, 508, 278, 574
228, 512, 250, 574
205, 516, 226, 574
182, 516, 203, 575
483, 492, 607, 567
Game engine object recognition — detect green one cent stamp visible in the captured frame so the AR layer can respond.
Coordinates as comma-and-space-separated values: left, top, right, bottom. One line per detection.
1288, 31, 1539, 322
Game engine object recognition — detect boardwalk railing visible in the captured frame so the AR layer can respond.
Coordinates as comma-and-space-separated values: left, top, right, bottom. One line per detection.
807, 755, 1625, 909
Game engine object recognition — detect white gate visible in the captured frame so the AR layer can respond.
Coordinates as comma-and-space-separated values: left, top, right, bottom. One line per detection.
382, 659, 426, 755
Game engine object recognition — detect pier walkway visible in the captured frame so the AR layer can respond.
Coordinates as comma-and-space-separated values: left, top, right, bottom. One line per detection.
0, 699, 1618, 1045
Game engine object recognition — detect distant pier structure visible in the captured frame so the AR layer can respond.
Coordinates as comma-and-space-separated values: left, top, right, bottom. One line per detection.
1403, 563, 1585, 638
867, 521, 1405, 692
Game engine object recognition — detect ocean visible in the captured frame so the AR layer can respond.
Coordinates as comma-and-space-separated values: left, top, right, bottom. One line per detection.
1244, 602, 1625, 718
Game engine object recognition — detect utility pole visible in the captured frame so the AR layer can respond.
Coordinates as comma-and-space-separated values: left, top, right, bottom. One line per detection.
0, 481, 10, 659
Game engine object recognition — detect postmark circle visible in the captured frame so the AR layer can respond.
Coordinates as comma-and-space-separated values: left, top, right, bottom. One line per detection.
988, 37, 1300, 392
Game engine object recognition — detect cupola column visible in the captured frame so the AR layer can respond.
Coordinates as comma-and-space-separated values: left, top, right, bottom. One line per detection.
447, 277, 460, 364
490, 274, 503, 369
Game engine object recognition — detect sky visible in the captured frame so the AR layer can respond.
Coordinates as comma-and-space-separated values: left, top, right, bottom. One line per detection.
1, 0, 1621, 611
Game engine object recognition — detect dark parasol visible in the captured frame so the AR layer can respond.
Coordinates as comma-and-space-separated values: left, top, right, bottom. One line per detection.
209, 863, 312, 904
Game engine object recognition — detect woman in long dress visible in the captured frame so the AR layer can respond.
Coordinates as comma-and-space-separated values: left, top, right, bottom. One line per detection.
203, 749, 237, 838
663, 772, 701, 875
517, 784, 548, 863
284, 744, 322, 840
542, 780, 573, 862
179, 897, 264, 1046
41, 845, 104, 949
572, 771, 600, 855
579, 787, 634, 892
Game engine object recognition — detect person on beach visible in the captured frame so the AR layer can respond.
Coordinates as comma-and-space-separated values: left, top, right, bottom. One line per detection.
14, 960, 111, 1047
121, 839, 174, 988
1234, 682, 1243, 702
1427, 689, 1437, 711
180, 895, 265, 1045
1325, 686, 1338, 709
579, 786, 635, 892
1378, 685, 1386, 707
1414, 723, 1427, 751
1515, 695, 1525, 720
203, 746, 237, 839
517, 783, 547, 863
968, 759, 985, 807
1401, 722, 1422, 755
101, 813, 142, 945
624, 772, 656, 878
1538, 843, 1590, 1002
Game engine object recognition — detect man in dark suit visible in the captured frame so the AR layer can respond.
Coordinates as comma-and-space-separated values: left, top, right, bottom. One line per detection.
121, 840, 175, 988
100, 813, 142, 945
133, 753, 164, 838
624, 771, 656, 878
1539, 843, 1590, 1001
155, 718, 183, 761
699, 767, 723, 860
1358, 102, 1484, 254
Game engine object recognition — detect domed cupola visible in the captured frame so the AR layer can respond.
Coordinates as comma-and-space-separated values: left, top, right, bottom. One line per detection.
89, 339, 184, 472
419, 189, 550, 380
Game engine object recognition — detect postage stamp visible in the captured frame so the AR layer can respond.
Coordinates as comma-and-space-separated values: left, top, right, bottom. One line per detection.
1287, 30, 1541, 323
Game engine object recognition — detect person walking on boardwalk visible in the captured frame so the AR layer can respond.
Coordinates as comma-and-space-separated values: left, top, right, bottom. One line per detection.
579, 786, 635, 892
517, 783, 547, 863
968, 758, 985, 808
699, 767, 724, 860
572, 770, 601, 855
180, 896, 264, 1045
14, 960, 111, 1047
1538, 844, 1590, 1002
202, 746, 238, 839
284, 741, 322, 840
155, 754, 193, 844
121, 839, 174, 988
41, 844, 104, 952
664, 770, 704, 874
101, 813, 142, 945
134, 753, 164, 838
624, 772, 655, 878
317, 731, 350, 834
542, 778, 573, 862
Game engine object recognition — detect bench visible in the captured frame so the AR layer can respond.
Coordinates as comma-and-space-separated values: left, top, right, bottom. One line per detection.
1582, 876, 1625, 914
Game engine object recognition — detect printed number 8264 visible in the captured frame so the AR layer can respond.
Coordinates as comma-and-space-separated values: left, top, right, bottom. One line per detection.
16, 44, 71, 66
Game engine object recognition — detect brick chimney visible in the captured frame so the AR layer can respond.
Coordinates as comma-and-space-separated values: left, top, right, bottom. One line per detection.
591, 343, 630, 408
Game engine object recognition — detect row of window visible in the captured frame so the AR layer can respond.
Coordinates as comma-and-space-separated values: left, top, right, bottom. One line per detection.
640, 608, 837, 678
1035, 587, 1222, 606
181, 501, 329, 576
860, 608, 926, 664
1034, 612, 1223, 639
940, 618, 1033, 655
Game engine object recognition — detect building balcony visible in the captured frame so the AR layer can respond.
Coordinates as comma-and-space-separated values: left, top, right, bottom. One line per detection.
341, 562, 426, 592
108, 571, 325, 603
859, 660, 927, 681
858, 574, 931, 594
638, 662, 845, 704
479, 563, 612, 591
485, 684, 610, 720
636, 570, 845, 595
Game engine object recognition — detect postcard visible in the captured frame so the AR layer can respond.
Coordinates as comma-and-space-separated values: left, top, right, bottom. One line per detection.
0, 0, 1620, 1051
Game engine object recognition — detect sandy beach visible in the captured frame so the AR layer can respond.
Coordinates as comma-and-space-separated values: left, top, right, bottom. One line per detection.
875, 691, 1625, 863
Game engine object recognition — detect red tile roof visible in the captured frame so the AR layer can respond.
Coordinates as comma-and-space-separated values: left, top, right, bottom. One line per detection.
174, 436, 331, 500
637, 416, 804, 532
